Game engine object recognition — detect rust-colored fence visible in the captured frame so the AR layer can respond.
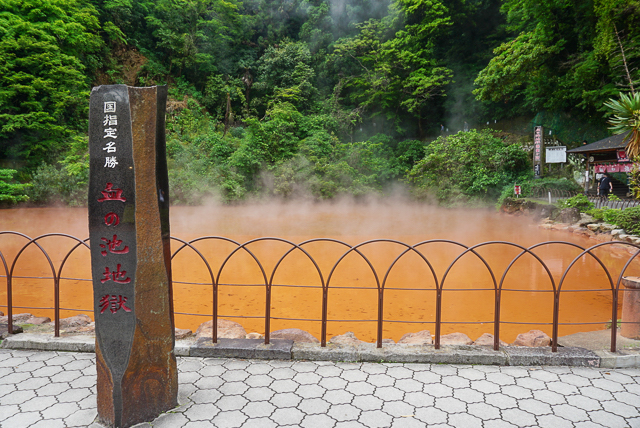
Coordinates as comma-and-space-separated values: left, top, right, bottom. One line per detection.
1, 232, 639, 353
587, 197, 640, 210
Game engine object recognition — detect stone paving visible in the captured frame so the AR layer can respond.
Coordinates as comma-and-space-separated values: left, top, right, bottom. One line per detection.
1, 349, 640, 428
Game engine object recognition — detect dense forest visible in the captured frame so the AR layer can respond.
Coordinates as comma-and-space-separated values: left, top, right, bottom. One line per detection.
0, 0, 638, 205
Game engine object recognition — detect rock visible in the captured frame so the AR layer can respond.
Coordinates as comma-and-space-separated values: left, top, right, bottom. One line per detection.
382, 338, 395, 344
195, 319, 247, 340
612, 229, 625, 238
473, 333, 507, 347
512, 329, 551, 347
398, 330, 433, 345
175, 328, 192, 340
439, 332, 473, 345
329, 331, 366, 345
578, 213, 595, 227
11, 313, 34, 323
76, 323, 95, 333
0, 324, 23, 339
270, 328, 318, 343
60, 314, 92, 329
601, 223, 616, 231
24, 316, 51, 325
246, 332, 264, 339
556, 208, 581, 224
586, 223, 600, 232
0, 311, 3, 316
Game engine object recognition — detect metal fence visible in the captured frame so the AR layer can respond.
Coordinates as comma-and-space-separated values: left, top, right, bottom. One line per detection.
587, 197, 640, 210
1, 232, 639, 353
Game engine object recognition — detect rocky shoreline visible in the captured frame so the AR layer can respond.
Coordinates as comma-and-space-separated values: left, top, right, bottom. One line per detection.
1, 311, 561, 350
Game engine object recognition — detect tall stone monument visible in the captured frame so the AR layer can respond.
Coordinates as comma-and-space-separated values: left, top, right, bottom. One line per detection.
88, 85, 177, 427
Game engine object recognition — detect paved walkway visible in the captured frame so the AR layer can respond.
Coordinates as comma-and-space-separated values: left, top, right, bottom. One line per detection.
1, 349, 639, 428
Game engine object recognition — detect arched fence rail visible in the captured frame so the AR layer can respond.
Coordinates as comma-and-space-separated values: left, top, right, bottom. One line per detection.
1, 232, 639, 353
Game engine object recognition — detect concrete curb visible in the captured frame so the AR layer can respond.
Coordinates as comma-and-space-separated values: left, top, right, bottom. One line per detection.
2, 334, 638, 367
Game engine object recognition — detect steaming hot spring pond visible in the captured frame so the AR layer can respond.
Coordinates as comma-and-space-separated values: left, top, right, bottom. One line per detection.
2, 200, 638, 343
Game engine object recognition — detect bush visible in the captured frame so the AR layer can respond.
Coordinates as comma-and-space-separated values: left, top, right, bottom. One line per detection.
615, 207, 640, 235
586, 207, 622, 224
0, 169, 30, 204
557, 194, 594, 212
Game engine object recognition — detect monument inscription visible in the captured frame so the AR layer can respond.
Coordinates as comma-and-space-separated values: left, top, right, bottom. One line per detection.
89, 85, 177, 428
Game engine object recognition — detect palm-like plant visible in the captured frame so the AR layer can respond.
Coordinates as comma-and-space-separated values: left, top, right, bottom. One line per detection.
604, 92, 640, 159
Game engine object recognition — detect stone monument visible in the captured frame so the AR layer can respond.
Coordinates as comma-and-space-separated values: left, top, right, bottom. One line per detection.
88, 85, 177, 427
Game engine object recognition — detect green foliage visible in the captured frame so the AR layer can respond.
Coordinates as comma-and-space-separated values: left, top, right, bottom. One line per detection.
408, 129, 530, 203
614, 206, 640, 235
605, 92, 640, 158
0, 169, 30, 204
586, 206, 622, 224
557, 194, 594, 212
0, 0, 104, 168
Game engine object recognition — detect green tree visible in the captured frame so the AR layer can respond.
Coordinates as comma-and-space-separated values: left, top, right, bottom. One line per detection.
0, 0, 104, 167
408, 129, 530, 203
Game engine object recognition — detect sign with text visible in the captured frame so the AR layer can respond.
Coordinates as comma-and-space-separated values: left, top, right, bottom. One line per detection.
89, 85, 176, 428
533, 126, 543, 177
545, 146, 566, 163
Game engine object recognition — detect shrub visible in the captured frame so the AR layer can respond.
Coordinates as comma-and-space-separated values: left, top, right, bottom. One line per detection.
557, 194, 594, 212
615, 207, 640, 235
0, 169, 30, 204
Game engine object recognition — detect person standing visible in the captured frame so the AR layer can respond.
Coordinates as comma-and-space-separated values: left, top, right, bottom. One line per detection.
599, 172, 613, 198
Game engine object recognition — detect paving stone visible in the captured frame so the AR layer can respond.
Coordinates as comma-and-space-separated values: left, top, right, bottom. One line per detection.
545, 380, 579, 395
293, 371, 322, 385
434, 396, 467, 413
501, 408, 537, 426
151, 412, 190, 427
413, 406, 448, 424
423, 383, 453, 397
269, 379, 299, 393
315, 365, 343, 378
240, 416, 277, 428
367, 373, 396, 387
244, 374, 273, 388
580, 385, 615, 401
194, 376, 224, 390
269, 367, 296, 380
211, 410, 248, 428
224, 360, 252, 370
589, 410, 630, 428
324, 389, 355, 405
268, 392, 302, 408
1, 411, 42, 427
242, 386, 274, 402
536, 414, 573, 428
374, 386, 404, 401
296, 384, 326, 399
403, 391, 434, 408
221, 369, 250, 382
198, 364, 226, 377
0, 389, 36, 405
566, 394, 602, 411
298, 397, 332, 415
41, 402, 80, 419
412, 370, 441, 384
360, 363, 388, 375
334, 421, 368, 428
0, 404, 20, 422
452, 387, 484, 403
184, 403, 220, 420
601, 371, 635, 384
532, 388, 567, 405
389, 416, 426, 428
559, 373, 592, 387
529, 369, 560, 382
328, 403, 361, 422
216, 395, 248, 411
602, 400, 640, 418
320, 376, 348, 390
300, 413, 337, 428
241, 401, 275, 418
190, 388, 223, 404
515, 376, 547, 390
441, 375, 470, 389
613, 391, 640, 406
386, 366, 413, 379
552, 404, 589, 422
0, 371, 32, 385
30, 418, 67, 428
483, 419, 519, 428
485, 372, 516, 385
50, 369, 83, 383
341, 369, 369, 382
346, 381, 376, 396
64, 408, 98, 427
382, 400, 414, 417
16, 377, 49, 391
591, 378, 627, 392
448, 412, 483, 428
469, 379, 501, 394
352, 395, 384, 411
518, 398, 552, 415
466, 402, 501, 420
292, 361, 319, 373
358, 409, 393, 427
218, 381, 250, 396
270, 407, 305, 425
19, 394, 57, 411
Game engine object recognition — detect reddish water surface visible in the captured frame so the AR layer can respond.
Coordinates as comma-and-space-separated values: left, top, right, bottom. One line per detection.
1, 200, 639, 343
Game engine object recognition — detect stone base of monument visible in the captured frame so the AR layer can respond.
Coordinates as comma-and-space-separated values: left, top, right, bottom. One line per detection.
622, 277, 640, 340
192, 338, 293, 359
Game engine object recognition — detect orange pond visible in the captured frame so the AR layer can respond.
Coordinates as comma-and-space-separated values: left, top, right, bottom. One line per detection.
1, 200, 639, 343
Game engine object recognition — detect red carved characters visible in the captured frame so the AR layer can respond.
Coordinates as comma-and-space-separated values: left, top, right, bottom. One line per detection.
100, 235, 129, 256
101, 264, 131, 284
97, 183, 126, 202
99, 294, 132, 314
104, 212, 120, 226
